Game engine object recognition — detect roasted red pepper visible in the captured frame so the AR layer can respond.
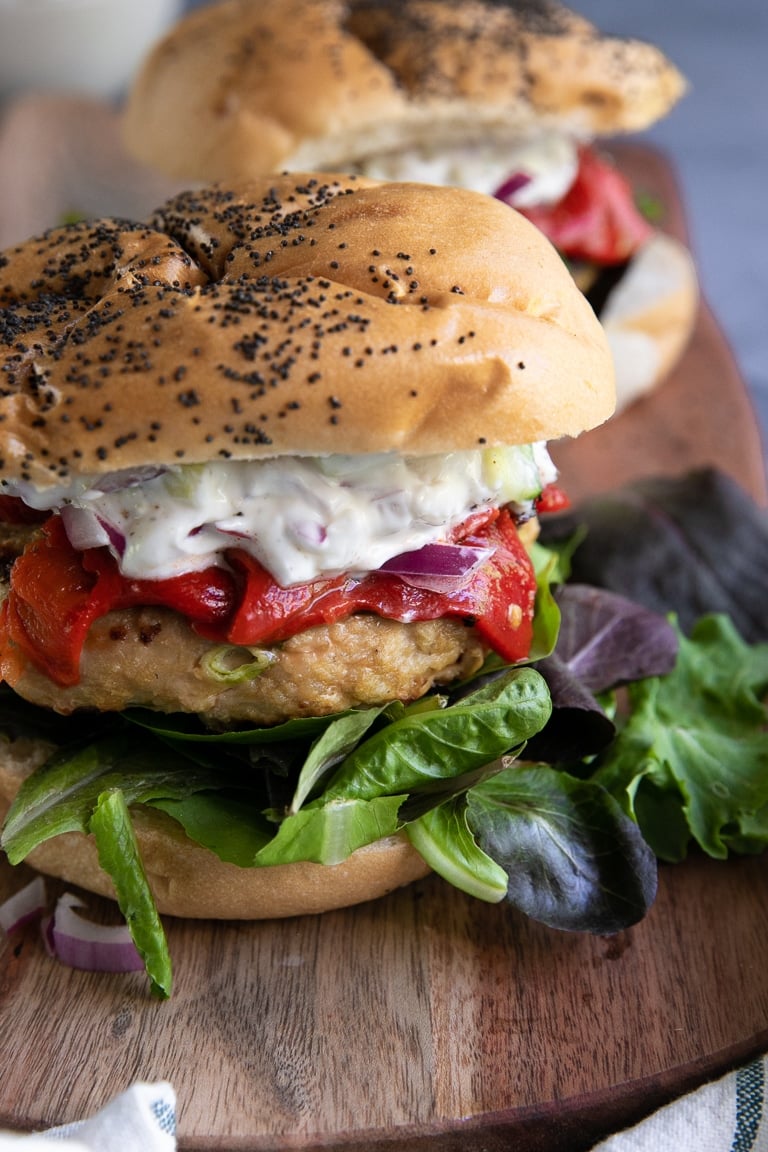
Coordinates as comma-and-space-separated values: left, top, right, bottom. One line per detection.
507, 145, 654, 265
535, 483, 571, 515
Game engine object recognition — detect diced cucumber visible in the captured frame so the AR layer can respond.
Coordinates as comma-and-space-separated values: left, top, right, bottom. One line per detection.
481, 445, 542, 502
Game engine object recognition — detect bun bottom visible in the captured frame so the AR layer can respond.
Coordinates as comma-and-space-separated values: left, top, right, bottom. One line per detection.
0, 735, 431, 920
599, 232, 699, 411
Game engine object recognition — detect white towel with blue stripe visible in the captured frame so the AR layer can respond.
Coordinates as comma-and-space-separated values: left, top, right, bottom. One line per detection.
591, 1057, 767, 1151
0, 1060, 765, 1149
0, 1083, 176, 1150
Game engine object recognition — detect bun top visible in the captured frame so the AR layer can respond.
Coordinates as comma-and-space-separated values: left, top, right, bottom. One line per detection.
0, 173, 614, 489
122, 0, 686, 184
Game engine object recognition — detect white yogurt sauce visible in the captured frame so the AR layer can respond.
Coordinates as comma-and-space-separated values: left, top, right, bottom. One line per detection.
7, 445, 556, 587
354, 133, 579, 206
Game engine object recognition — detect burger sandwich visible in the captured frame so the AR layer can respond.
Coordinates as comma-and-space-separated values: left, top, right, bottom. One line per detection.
0, 173, 656, 996
123, 0, 698, 413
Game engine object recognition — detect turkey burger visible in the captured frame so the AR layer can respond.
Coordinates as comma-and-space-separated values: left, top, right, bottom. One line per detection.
0, 174, 614, 974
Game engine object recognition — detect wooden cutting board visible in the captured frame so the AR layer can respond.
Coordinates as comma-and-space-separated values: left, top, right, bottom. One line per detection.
0, 145, 767, 1151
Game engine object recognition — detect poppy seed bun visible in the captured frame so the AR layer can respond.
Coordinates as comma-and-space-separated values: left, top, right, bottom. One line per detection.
122, 0, 685, 184
0, 173, 614, 491
0, 734, 431, 918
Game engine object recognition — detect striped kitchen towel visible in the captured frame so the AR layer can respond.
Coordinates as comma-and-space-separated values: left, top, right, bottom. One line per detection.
592, 1057, 767, 1151
0, 1061, 764, 1149
0, 1083, 176, 1151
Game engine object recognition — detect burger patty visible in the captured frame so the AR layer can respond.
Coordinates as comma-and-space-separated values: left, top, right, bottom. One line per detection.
3, 603, 488, 727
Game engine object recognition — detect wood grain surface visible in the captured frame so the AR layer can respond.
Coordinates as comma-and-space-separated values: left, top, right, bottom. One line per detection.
0, 145, 767, 1150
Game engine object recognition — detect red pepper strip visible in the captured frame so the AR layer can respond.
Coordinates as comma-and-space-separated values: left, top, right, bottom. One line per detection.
0, 519, 101, 688
221, 508, 536, 663
82, 546, 236, 627
512, 145, 654, 266
0, 517, 236, 687
535, 483, 571, 515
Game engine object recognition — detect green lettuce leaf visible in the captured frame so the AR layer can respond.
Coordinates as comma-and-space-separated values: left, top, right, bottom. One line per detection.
324, 668, 552, 802
151, 792, 275, 865
153, 788, 405, 868
593, 614, 768, 860
123, 707, 348, 744
406, 797, 508, 902
0, 731, 230, 865
527, 540, 563, 661
253, 795, 406, 866
288, 705, 391, 813
91, 790, 173, 1000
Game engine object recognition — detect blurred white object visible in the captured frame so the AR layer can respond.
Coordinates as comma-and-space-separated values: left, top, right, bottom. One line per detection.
0, 0, 184, 101
601, 232, 699, 411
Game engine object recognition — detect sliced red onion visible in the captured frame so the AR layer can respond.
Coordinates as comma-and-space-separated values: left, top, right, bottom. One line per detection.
288, 520, 327, 547
49, 893, 144, 974
379, 542, 495, 593
214, 524, 249, 541
60, 505, 126, 556
94, 466, 167, 493
60, 504, 110, 551
0, 876, 47, 934
494, 171, 532, 205
97, 517, 127, 557
40, 913, 55, 957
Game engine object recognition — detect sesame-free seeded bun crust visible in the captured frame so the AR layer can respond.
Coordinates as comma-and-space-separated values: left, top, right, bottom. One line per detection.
122, 0, 685, 184
0, 174, 614, 490
0, 734, 431, 918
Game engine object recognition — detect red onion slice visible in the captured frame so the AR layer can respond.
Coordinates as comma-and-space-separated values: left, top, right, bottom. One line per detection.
95, 466, 167, 493
41, 912, 55, 957
98, 517, 127, 557
60, 505, 126, 556
0, 876, 46, 934
494, 171, 532, 205
379, 542, 495, 593
60, 504, 110, 551
49, 893, 144, 973
288, 520, 328, 547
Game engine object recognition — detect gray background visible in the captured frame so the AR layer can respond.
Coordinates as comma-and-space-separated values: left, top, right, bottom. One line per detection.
183, 0, 768, 457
